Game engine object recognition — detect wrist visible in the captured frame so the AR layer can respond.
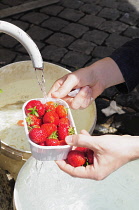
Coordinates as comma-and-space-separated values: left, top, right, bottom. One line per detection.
128, 136, 139, 161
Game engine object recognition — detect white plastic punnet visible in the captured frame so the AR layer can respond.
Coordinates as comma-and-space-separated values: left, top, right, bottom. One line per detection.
22, 98, 77, 161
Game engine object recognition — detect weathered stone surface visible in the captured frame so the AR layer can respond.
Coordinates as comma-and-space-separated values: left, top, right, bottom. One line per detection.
26, 25, 53, 41
98, 8, 120, 20
15, 41, 45, 54
117, 2, 136, 12
40, 5, 63, 16
9, 20, 29, 31
0, 48, 16, 65
21, 11, 49, 25
41, 17, 69, 31
60, 0, 83, 9
98, 20, 128, 33
79, 14, 105, 28
82, 30, 108, 45
61, 51, 91, 68
105, 33, 131, 49
41, 45, 67, 62
59, 8, 84, 22
80, 4, 102, 15
62, 23, 89, 38
69, 39, 95, 55
124, 26, 139, 38
0, 34, 18, 48
120, 12, 139, 26
46, 33, 75, 47
92, 46, 114, 58
98, 0, 118, 8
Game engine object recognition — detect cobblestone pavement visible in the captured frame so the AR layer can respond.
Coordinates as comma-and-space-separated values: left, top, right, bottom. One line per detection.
0, 0, 139, 136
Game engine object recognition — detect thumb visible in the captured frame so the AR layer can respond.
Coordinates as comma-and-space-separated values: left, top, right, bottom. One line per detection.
65, 133, 96, 150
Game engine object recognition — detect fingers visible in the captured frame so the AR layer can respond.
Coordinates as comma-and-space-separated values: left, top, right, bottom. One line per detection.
65, 132, 97, 150
80, 129, 91, 136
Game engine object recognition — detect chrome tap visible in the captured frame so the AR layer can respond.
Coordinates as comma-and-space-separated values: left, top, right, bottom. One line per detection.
0, 20, 43, 69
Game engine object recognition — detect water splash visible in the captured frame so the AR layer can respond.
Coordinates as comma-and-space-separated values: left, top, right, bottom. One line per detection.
35, 68, 47, 98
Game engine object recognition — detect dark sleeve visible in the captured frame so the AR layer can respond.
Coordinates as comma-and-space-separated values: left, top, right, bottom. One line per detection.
109, 38, 139, 93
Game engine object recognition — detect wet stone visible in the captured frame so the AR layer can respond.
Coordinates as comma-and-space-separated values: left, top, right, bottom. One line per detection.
98, 0, 118, 9
98, 8, 120, 21
82, 29, 108, 45
79, 14, 105, 28
106, 33, 131, 49
27, 25, 53, 41
0, 48, 16, 65
120, 12, 139, 26
0, 34, 18, 48
61, 51, 91, 68
117, 2, 136, 12
60, 0, 83, 9
59, 8, 84, 22
41, 45, 67, 62
98, 20, 128, 33
40, 5, 63, 16
80, 4, 102, 15
9, 20, 29, 31
41, 17, 69, 31
62, 23, 89, 38
69, 39, 95, 55
46, 32, 75, 48
92, 46, 114, 58
21, 12, 49, 25
123, 26, 139, 38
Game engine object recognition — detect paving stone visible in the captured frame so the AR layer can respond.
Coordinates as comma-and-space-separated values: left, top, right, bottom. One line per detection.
82, 29, 108, 45
14, 54, 30, 63
0, 3, 8, 9
61, 51, 91, 68
105, 33, 131, 49
21, 11, 49, 25
40, 5, 63, 16
26, 25, 53, 41
9, 20, 29, 31
62, 23, 89, 38
41, 17, 69, 31
41, 45, 67, 62
92, 46, 114, 58
0, 48, 16, 65
117, 2, 136, 12
15, 41, 45, 54
0, 34, 18, 48
1, 0, 26, 6
79, 14, 105, 28
59, 8, 84, 22
60, 0, 83, 9
81, 0, 100, 4
98, 8, 120, 21
46, 33, 75, 47
79, 4, 102, 15
97, 0, 118, 8
120, 12, 139, 26
98, 20, 128, 33
123, 26, 139, 38
68, 39, 95, 55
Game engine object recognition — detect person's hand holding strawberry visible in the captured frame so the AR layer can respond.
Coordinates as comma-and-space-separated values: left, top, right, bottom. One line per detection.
56, 130, 139, 180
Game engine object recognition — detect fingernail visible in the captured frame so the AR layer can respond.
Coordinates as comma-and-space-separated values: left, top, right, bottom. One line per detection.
65, 135, 73, 144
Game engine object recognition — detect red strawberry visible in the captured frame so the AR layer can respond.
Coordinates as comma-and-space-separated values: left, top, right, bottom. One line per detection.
56, 105, 67, 118
58, 117, 70, 126
44, 101, 57, 112
58, 140, 67, 145
45, 138, 59, 146
43, 111, 59, 125
75, 147, 88, 153
41, 123, 57, 138
67, 150, 86, 167
26, 114, 42, 127
29, 128, 47, 144
25, 100, 45, 117
86, 149, 94, 164
58, 124, 75, 140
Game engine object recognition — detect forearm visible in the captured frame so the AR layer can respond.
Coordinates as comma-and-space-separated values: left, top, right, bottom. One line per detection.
127, 136, 139, 161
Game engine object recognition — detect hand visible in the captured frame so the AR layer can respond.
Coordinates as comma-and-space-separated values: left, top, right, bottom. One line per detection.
56, 130, 139, 180
48, 57, 125, 109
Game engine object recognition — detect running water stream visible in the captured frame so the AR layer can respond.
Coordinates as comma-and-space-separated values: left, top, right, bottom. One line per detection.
35, 68, 47, 98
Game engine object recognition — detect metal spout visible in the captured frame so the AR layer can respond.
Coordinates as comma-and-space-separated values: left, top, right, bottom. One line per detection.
0, 20, 43, 69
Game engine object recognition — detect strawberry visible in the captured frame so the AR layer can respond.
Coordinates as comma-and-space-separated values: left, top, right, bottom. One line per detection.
56, 104, 67, 118
75, 147, 88, 153
67, 150, 86, 167
58, 140, 67, 145
41, 123, 57, 138
45, 138, 59, 146
58, 124, 75, 140
43, 111, 59, 125
29, 128, 47, 144
86, 149, 94, 164
26, 114, 42, 127
44, 101, 57, 112
25, 100, 45, 117
58, 117, 70, 126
